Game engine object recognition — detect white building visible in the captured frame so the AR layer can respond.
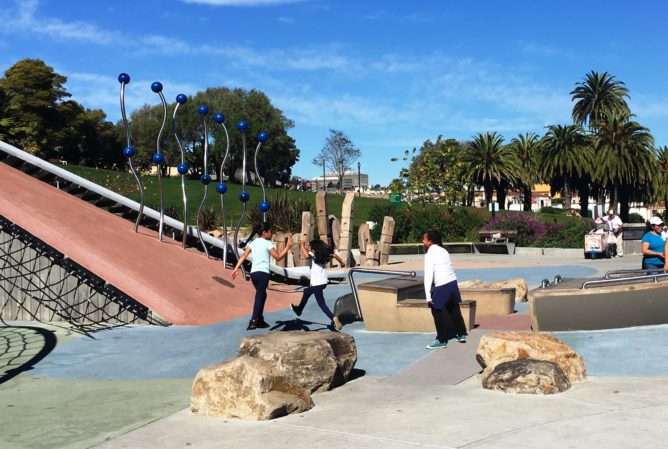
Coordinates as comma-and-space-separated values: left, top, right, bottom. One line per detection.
311, 171, 369, 192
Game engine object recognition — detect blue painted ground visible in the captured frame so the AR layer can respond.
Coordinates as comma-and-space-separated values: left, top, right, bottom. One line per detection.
32, 263, 665, 381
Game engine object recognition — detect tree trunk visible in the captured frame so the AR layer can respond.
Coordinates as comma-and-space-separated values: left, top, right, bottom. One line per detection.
497, 180, 508, 211
467, 185, 474, 207
619, 185, 630, 222
562, 178, 572, 209
608, 185, 617, 214
523, 185, 532, 211
484, 183, 494, 216
578, 179, 590, 218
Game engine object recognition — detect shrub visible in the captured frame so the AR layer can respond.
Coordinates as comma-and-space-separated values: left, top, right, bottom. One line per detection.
626, 212, 645, 223
247, 191, 314, 234
483, 212, 548, 247
197, 207, 218, 231
535, 218, 594, 248
539, 206, 565, 214
367, 203, 410, 243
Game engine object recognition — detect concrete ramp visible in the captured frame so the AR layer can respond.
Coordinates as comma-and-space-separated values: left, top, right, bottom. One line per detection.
0, 162, 297, 325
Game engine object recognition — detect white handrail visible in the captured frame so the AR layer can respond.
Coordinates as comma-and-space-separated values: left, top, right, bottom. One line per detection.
0, 140, 227, 250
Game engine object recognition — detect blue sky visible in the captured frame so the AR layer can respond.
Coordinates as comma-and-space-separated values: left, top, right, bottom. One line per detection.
1, 0, 667, 186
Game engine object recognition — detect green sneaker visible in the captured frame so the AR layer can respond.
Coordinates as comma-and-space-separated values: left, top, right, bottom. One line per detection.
426, 340, 447, 350
455, 334, 467, 343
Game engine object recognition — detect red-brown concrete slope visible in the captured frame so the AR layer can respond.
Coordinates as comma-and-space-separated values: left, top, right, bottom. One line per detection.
0, 163, 298, 325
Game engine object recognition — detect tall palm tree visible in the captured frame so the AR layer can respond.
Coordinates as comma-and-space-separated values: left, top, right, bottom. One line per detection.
510, 132, 541, 211
651, 146, 668, 216
594, 113, 656, 220
571, 71, 630, 132
465, 132, 520, 213
540, 124, 593, 213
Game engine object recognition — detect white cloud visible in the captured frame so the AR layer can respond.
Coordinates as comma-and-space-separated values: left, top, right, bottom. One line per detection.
180, 0, 309, 6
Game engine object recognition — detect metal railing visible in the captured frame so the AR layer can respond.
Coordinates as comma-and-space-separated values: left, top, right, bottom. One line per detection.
347, 268, 416, 321
581, 272, 668, 289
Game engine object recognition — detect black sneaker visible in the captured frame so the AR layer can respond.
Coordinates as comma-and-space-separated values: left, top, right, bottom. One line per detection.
291, 304, 302, 317
255, 319, 270, 328
247, 320, 257, 330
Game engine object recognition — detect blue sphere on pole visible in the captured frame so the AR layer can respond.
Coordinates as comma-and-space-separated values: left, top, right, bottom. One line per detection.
177, 163, 189, 175
239, 191, 250, 203
214, 113, 225, 124
258, 131, 269, 142
151, 82, 163, 93
236, 120, 249, 132
176, 94, 187, 104
198, 105, 209, 116
200, 174, 212, 185
216, 182, 228, 194
123, 146, 136, 158
259, 200, 270, 212
118, 73, 130, 84
152, 153, 165, 164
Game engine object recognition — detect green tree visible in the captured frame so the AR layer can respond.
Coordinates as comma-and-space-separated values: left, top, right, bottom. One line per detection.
0, 88, 21, 144
594, 113, 656, 220
571, 71, 630, 132
509, 132, 542, 211
652, 146, 668, 215
312, 129, 361, 193
464, 132, 520, 213
0, 58, 71, 156
540, 124, 593, 213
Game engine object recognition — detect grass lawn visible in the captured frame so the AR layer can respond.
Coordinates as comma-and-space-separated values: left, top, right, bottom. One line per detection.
62, 165, 388, 228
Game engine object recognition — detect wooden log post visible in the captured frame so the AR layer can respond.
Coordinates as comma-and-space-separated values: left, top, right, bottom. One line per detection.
358, 223, 371, 266
292, 211, 314, 267
365, 242, 379, 266
379, 216, 395, 266
316, 191, 328, 243
274, 232, 288, 268
328, 215, 340, 251
338, 192, 356, 268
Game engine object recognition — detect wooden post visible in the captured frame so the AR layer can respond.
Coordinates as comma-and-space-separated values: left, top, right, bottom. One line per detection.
358, 223, 370, 266
339, 192, 356, 267
328, 215, 340, 251
316, 191, 328, 242
365, 243, 379, 266
274, 232, 288, 268
293, 211, 314, 267
379, 216, 395, 266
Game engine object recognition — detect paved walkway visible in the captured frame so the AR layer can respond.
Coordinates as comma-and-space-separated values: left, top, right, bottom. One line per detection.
2, 252, 667, 448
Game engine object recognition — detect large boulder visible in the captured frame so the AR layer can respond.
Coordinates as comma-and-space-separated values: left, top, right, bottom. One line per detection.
239, 331, 357, 393
482, 359, 572, 394
459, 278, 528, 302
476, 332, 586, 383
191, 355, 313, 420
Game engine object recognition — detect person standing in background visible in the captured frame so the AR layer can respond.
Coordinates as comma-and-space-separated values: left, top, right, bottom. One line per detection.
605, 209, 624, 257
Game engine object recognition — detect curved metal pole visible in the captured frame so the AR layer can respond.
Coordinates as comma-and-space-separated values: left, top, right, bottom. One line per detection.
253, 141, 267, 222
153, 85, 167, 241
347, 268, 416, 321
217, 119, 230, 266
234, 130, 248, 255
172, 94, 188, 249
118, 73, 145, 232
196, 108, 210, 258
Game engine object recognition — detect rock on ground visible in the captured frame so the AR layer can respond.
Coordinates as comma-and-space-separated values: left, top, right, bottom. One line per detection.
191, 355, 313, 420
459, 278, 528, 302
482, 359, 572, 394
476, 332, 586, 383
239, 331, 357, 393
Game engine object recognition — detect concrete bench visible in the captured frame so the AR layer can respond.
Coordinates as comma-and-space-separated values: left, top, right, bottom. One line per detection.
460, 287, 515, 315
478, 230, 518, 243
357, 276, 476, 332
390, 242, 474, 255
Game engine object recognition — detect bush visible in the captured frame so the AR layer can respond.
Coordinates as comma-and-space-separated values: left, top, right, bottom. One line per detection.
535, 218, 594, 248
539, 206, 565, 214
367, 203, 410, 243
626, 212, 645, 223
483, 212, 549, 247
247, 191, 314, 234
197, 207, 218, 231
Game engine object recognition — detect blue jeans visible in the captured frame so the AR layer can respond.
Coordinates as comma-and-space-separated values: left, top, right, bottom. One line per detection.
295, 284, 333, 320
250, 271, 270, 321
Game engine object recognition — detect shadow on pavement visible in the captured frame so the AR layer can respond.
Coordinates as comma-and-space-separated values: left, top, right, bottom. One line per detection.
0, 325, 57, 384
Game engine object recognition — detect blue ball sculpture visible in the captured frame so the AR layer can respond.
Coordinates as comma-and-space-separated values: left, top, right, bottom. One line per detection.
200, 174, 212, 185
259, 200, 270, 213
258, 131, 269, 142
198, 105, 209, 116
214, 113, 225, 124
151, 82, 163, 93
177, 163, 189, 175
216, 182, 228, 194
176, 94, 187, 104
123, 146, 136, 158
152, 153, 165, 164
236, 120, 249, 132
239, 191, 250, 203
118, 73, 130, 84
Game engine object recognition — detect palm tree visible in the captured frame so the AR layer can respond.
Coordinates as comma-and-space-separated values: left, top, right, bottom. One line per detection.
571, 71, 630, 132
594, 113, 656, 220
465, 132, 520, 214
540, 124, 593, 213
651, 146, 668, 216
509, 132, 541, 211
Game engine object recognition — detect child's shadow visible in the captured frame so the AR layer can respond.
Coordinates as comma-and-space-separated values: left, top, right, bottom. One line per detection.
271, 318, 335, 332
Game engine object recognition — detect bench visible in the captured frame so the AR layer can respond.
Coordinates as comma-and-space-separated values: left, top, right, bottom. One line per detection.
357, 276, 476, 332
389, 242, 474, 255
478, 229, 518, 243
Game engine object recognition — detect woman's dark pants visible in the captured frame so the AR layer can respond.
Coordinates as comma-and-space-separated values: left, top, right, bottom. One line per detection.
250, 271, 270, 322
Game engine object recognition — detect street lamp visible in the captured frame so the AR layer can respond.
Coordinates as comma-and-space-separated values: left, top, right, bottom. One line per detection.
357, 161, 361, 197
322, 159, 326, 192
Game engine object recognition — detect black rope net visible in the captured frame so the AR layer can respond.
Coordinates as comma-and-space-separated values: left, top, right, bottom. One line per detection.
0, 215, 169, 336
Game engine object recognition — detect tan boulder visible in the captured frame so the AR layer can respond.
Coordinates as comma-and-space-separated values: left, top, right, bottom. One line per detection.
482, 359, 571, 394
459, 278, 528, 302
191, 355, 313, 420
239, 331, 357, 393
476, 332, 586, 383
